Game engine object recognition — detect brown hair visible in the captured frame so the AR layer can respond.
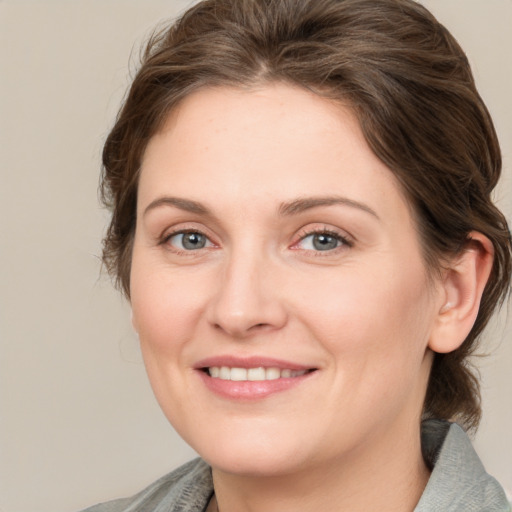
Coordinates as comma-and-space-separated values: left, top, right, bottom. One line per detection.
101, 0, 512, 430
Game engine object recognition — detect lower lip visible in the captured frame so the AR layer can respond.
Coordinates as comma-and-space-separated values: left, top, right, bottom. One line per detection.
197, 370, 315, 400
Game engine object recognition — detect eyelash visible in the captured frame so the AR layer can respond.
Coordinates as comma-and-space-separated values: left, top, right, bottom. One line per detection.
160, 226, 354, 255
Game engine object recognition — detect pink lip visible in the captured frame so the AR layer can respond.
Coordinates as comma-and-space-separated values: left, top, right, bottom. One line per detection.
194, 355, 317, 400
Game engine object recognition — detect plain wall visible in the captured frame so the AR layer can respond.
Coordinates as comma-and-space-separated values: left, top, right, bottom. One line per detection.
0, 1, 510, 511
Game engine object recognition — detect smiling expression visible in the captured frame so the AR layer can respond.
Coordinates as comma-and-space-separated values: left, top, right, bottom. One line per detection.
130, 84, 443, 477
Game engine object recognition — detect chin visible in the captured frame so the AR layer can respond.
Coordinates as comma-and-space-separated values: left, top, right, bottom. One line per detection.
181, 425, 314, 477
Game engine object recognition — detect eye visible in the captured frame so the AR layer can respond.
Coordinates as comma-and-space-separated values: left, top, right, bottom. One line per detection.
166, 231, 213, 251
296, 230, 351, 252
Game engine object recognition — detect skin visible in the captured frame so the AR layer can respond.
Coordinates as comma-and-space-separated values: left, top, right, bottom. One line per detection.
130, 84, 491, 511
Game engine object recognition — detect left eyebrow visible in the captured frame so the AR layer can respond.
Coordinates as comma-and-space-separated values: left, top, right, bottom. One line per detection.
278, 196, 380, 220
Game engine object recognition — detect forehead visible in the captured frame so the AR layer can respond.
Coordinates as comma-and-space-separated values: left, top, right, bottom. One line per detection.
139, 84, 412, 226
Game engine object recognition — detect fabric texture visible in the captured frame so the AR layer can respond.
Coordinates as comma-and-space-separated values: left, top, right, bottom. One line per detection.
80, 420, 510, 511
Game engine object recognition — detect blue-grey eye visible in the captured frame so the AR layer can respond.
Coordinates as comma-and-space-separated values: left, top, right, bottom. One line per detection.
169, 232, 210, 250
313, 233, 339, 250
299, 233, 342, 251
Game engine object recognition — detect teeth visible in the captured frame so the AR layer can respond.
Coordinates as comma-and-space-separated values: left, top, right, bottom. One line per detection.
207, 366, 308, 381
219, 366, 231, 379
230, 368, 247, 381
266, 367, 280, 380
247, 367, 266, 381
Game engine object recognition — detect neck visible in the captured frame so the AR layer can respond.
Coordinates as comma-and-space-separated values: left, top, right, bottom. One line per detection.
211, 423, 430, 512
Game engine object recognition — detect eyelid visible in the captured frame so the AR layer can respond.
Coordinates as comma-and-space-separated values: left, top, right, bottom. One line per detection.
159, 221, 212, 240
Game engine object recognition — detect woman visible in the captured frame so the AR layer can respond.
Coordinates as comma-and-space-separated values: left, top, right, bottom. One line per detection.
83, 0, 512, 510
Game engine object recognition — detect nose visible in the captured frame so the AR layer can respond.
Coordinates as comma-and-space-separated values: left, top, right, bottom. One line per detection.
206, 249, 288, 339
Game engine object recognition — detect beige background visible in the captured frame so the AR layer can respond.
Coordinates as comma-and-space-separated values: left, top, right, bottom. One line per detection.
0, 1, 510, 511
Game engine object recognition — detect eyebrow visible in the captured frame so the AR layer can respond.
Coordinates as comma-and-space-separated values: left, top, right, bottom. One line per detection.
278, 196, 380, 219
144, 197, 211, 217
143, 195, 379, 220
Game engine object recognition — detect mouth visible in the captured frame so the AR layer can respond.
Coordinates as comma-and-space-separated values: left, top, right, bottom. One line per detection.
195, 357, 318, 400
204, 366, 313, 381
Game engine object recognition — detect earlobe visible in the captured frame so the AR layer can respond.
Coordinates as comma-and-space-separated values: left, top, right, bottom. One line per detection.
428, 232, 494, 354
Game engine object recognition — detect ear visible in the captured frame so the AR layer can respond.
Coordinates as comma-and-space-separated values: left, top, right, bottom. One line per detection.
428, 232, 494, 354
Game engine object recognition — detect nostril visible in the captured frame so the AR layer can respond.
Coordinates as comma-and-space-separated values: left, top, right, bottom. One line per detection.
249, 323, 272, 332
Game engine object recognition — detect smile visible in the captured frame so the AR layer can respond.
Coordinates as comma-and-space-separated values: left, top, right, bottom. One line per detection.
195, 357, 317, 400
207, 366, 309, 381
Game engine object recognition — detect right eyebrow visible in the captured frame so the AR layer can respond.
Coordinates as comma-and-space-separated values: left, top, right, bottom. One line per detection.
143, 196, 211, 217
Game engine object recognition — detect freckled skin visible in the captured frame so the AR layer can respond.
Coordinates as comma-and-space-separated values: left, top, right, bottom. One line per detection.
130, 84, 444, 510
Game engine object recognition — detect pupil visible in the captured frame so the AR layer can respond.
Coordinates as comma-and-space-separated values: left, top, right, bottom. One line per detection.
183, 233, 206, 250
313, 234, 338, 251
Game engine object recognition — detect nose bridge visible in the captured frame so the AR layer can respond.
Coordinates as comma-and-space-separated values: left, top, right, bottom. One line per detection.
207, 239, 286, 337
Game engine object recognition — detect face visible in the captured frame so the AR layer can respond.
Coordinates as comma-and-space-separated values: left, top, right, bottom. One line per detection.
131, 84, 443, 477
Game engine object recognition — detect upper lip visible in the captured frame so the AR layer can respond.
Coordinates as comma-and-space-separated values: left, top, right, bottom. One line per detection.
194, 355, 315, 371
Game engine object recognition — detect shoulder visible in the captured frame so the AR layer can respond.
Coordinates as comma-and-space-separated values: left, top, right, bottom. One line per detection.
416, 420, 511, 511
79, 458, 213, 512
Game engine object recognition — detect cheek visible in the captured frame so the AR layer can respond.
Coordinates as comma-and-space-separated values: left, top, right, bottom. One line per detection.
129, 258, 209, 417
297, 260, 434, 366
304, 264, 435, 425
130, 258, 208, 357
